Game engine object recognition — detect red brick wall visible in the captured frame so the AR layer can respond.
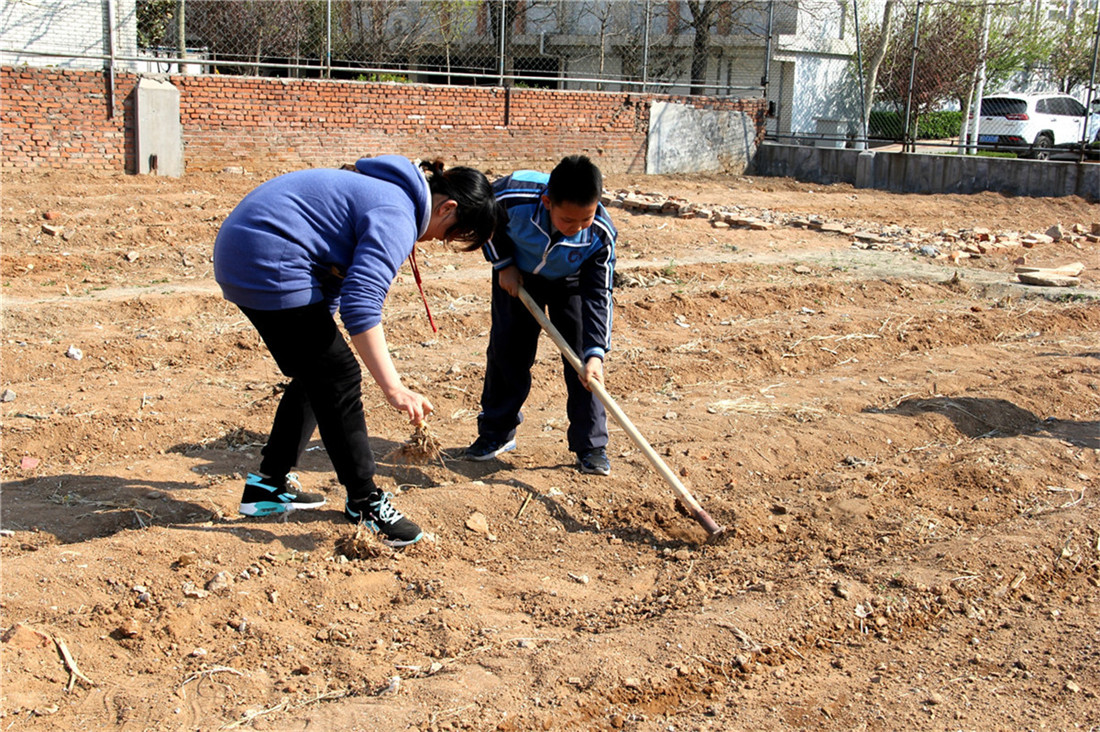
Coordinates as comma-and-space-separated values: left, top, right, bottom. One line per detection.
2, 66, 766, 175
2, 67, 133, 171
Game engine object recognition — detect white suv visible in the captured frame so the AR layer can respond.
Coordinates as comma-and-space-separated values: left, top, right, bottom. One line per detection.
976, 93, 1092, 159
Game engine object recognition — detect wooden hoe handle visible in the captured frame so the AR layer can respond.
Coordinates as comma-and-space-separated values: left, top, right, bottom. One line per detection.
517, 286, 725, 537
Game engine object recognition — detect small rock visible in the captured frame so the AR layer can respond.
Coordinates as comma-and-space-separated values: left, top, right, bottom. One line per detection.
1045, 224, 1063, 241
65, 345, 83, 360
1, 389, 16, 403
126, 250, 140, 262
182, 583, 208, 599
623, 677, 642, 689
465, 512, 490, 535
43, 211, 62, 221
205, 571, 232, 593
117, 618, 141, 638
1, 624, 51, 649
1065, 680, 1081, 693
41, 224, 62, 236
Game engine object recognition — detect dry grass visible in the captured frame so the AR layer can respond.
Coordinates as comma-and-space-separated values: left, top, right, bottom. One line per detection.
385, 422, 445, 466
334, 522, 388, 560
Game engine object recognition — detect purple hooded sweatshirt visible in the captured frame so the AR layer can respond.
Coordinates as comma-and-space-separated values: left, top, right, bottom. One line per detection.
213, 155, 431, 335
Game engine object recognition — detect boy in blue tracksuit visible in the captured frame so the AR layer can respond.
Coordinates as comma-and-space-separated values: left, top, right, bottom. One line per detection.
465, 155, 618, 475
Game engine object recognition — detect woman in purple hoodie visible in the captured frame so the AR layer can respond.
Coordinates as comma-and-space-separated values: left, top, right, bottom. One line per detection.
214, 156, 496, 547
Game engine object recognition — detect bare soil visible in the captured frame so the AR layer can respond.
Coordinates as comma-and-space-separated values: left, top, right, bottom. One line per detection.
2, 167, 1098, 732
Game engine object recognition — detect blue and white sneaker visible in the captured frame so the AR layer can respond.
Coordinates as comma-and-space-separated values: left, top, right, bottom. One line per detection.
239, 472, 327, 516
345, 492, 423, 548
464, 435, 517, 461
577, 447, 611, 476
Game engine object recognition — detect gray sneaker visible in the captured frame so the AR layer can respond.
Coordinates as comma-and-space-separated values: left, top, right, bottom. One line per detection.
577, 447, 611, 476
464, 435, 517, 461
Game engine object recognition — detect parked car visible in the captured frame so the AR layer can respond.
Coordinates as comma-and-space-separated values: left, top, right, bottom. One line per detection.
975, 93, 1094, 159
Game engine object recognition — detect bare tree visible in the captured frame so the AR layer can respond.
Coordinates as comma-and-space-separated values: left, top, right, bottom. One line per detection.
861, 0, 895, 140
427, 0, 480, 84
684, 0, 722, 95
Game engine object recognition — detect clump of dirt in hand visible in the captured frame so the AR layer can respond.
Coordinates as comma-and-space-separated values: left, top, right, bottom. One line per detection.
335, 523, 387, 560
386, 422, 444, 466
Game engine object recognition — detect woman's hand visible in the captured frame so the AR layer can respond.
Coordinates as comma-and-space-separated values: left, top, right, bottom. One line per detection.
351, 324, 434, 424
385, 386, 434, 425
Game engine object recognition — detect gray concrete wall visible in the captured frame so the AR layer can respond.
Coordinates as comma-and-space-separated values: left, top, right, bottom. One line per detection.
647, 101, 759, 175
751, 142, 1100, 202
135, 78, 183, 177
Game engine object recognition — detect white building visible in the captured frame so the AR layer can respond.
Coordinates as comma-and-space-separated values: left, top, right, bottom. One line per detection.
1, 0, 139, 70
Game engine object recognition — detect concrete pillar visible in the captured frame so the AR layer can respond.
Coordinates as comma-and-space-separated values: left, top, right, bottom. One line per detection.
855, 150, 875, 189
135, 78, 183, 177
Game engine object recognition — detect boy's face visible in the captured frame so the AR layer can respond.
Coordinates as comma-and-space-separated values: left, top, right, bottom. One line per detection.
541, 195, 597, 238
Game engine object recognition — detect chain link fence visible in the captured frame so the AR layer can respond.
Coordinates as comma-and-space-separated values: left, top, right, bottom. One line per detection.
3, 0, 1097, 155
848, 0, 1100, 156
129, 0, 781, 95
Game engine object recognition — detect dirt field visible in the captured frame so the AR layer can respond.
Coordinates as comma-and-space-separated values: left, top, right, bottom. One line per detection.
2, 166, 1098, 732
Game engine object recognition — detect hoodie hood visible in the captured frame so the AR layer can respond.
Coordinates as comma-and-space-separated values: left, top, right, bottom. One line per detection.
355, 155, 432, 238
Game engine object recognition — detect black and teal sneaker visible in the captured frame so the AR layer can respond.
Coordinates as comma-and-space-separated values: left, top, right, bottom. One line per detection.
345, 491, 423, 548
239, 472, 327, 516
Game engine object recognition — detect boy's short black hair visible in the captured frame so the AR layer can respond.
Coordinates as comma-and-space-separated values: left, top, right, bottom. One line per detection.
546, 155, 603, 207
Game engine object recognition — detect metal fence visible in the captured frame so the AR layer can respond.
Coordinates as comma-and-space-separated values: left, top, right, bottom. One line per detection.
3, 0, 1097, 155
128, 0, 785, 95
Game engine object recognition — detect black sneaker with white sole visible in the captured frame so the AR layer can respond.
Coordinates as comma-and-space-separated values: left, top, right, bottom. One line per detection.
239, 472, 327, 516
464, 435, 517, 461
576, 447, 611, 476
345, 491, 423, 547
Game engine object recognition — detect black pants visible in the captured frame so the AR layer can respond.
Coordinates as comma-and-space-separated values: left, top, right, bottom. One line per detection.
239, 302, 377, 501
477, 269, 608, 454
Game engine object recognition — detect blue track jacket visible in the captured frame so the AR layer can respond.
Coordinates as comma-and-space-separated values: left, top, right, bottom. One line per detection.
483, 170, 617, 361
213, 155, 430, 336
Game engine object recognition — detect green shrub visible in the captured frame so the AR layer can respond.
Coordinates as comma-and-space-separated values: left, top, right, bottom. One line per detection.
919, 111, 963, 139
868, 110, 964, 140
356, 73, 409, 83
